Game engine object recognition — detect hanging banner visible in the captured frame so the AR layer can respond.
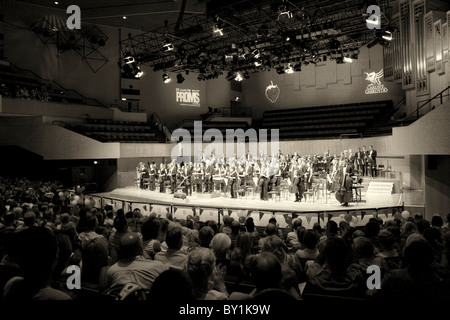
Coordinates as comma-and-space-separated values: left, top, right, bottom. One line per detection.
112, 200, 123, 212
173, 206, 194, 220
229, 209, 248, 222
131, 203, 151, 216
199, 208, 219, 222
365, 69, 388, 94
151, 204, 169, 217
176, 88, 200, 107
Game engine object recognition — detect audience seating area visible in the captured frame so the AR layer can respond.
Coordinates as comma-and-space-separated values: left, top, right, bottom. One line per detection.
177, 119, 251, 137
0, 177, 450, 304
0, 61, 104, 107
260, 100, 396, 140
70, 118, 168, 143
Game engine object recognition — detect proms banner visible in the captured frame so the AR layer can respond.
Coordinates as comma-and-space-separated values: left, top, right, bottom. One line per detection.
176, 88, 200, 107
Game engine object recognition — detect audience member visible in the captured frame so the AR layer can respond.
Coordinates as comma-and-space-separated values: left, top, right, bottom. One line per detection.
105, 232, 168, 293
154, 222, 188, 269
108, 215, 129, 265
379, 236, 450, 300
141, 217, 162, 259
210, 232, 231, 268
80, 237, 109, 289
186, 247, 228, 300
198, 226, 215, 248
147, 268, 195, 303
305, 237, 364, 297
3, 227, 72, 300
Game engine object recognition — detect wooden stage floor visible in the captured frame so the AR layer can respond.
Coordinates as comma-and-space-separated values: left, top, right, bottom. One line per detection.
91, 186, 404, 229
94, 186, 402, 212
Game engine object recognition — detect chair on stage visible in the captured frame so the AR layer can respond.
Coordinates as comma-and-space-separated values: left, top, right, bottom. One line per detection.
237, 186, 247, 200
268, 186, 281, 202
142, 178, 151, 190
245, 186, 256, 199
302, 189, 314, 202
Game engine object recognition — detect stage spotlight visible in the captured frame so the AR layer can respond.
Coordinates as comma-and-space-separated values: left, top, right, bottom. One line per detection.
234, 72, 243, 81
381, 30, 393, 41
343, 56, 353, 63
284, 64, 294, 74
176, 73, 185, 83
163, 37, 174, 51
123, 52, 135, 64
213, 25, 224, 36
134, 66, 144, 78
162, 73, 172, 83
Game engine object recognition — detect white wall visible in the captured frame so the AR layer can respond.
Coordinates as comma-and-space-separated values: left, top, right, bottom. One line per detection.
240, 45, 405, 120
392, 100, 450, 155
0, 116, 120, 160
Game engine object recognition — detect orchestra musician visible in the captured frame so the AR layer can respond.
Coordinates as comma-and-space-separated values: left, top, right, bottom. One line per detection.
362, 145, 369, 176
244, 162, 254, 187
140, 162, 149, 190
149, 162, 156, 191
158, 163, 167, 193
237, 163, 246, 189
183, 163, 193, 196
258, 163, 270, 201
355, 147, 365, 176
335, 162, 354, 206
192, 163, 204, 193
304, 162, 314, 191
168, 161, 177, 194
368, 145, 377, 177
270, 163, 282, 191
204, 160, 213, 193
213, 163, 223, 193
291, 163, 304, 202
228, 164, 238, 198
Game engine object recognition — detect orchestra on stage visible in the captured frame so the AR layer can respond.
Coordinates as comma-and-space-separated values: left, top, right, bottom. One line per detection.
136, 145, 377, 205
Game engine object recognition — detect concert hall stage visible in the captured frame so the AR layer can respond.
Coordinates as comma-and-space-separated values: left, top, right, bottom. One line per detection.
89, 185, 404, 229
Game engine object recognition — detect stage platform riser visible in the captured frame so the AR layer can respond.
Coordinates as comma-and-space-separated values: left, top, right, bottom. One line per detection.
87, 187, 404, 230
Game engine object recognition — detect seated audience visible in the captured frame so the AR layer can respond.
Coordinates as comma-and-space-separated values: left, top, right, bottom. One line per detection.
3, 227, 72, 300
80, 237, 109, 289
198, 226, 215, 248
379, 236, 450, 300
141, 216, 162, 259
108, 215, 129, 265
295, 230, 319, 271
105, 232, 168, 293
147, 268, 195, 303
154, 222, 188, 269
186, 247, 228, 300
305, 237, 364, 297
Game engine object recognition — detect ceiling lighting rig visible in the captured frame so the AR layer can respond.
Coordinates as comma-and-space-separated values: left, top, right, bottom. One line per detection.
120, 0, 392, 81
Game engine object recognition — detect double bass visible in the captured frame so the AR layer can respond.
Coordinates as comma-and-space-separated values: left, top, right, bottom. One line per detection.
335, 169, 353, 205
